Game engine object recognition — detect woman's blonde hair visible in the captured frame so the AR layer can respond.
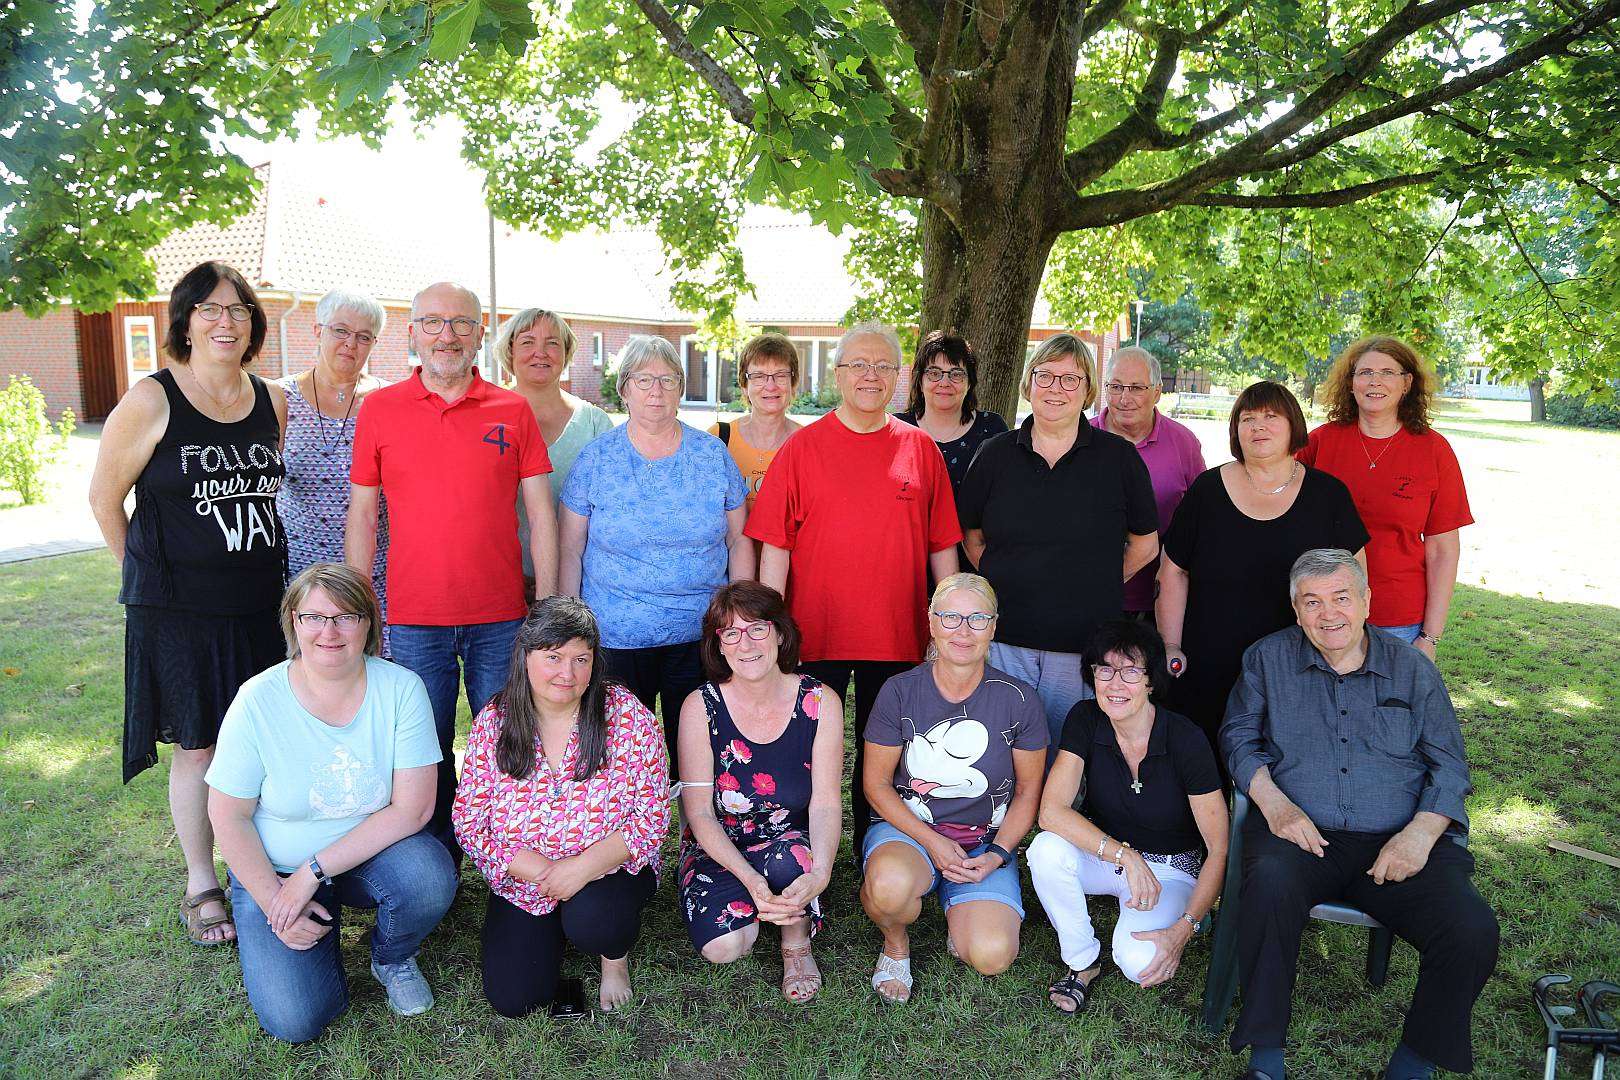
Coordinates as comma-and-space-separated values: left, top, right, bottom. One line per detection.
1322, 335, 1434, 433
929, 572, 998, 615
280, 563, 382, 659
494, 308, 577, 381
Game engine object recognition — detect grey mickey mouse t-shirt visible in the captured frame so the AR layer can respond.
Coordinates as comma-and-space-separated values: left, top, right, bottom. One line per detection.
864, 661, 1048, 844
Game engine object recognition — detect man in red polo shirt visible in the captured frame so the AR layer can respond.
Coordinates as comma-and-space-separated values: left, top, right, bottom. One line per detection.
748, 321, 961, 859
346, 281, 556, 848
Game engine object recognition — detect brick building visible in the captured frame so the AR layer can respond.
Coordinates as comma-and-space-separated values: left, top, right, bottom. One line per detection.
3, 158, 1124, 420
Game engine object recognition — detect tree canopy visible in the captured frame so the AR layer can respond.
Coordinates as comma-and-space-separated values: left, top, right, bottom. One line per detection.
4, 0, 1619, 411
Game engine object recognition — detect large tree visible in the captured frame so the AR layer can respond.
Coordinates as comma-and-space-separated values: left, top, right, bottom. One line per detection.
5, 0, 1620, 415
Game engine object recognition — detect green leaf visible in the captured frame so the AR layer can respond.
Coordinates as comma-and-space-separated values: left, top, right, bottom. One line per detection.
429, 1, 482, 62
687, 2, 735, 46
313, 15, 381, 67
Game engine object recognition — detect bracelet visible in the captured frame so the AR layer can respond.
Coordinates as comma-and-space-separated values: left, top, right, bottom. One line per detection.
308, 856, 332, 886
1097, 836, 1111, 858
1416, 630, 1441, 645
1112, 841, 1130, 865
985, 842, 1013, 868
1180, 912, 1201, 934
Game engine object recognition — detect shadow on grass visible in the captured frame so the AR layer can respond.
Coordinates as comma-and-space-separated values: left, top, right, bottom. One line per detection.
2, 556, 1617, 1077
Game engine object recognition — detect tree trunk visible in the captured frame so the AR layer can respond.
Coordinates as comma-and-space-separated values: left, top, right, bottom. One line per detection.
1529, 376, 1546, 422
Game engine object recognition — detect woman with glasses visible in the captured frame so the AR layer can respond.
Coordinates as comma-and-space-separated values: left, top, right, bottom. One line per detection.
1157, 382, 1368, 751
454, 597, 669, 1016
90, 261, 290, 947
1296, 336, 1471, 657
676, 582, 843, 1002
278, 289, 393, 651
957, 334, 1161, 753
894, 330, 1008, 494
496, 309, 614, 597
560, 335, 752, 750
207, 563, 456, 1040
1027, 619, 1227, 1014
859, 573, 1048, 1002
708, 333, 803, 515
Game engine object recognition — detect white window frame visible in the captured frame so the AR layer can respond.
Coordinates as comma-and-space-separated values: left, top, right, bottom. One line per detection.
122, 314, 158, 385
592, 332, 603, 367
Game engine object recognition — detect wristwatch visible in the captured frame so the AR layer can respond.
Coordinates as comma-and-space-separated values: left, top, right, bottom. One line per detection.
985, 843, 1013, 868
1180, 912, 1202, 934
1416, 631, 1441, 645
308, 856, 333, 886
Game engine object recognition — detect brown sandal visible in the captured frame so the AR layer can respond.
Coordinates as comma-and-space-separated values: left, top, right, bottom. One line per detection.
179, 887, 234, 946
781, 942, 822, 1003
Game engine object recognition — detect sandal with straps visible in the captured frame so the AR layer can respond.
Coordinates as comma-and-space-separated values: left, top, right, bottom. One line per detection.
781, 942, 822, 1003
1047, 962, 1105, 1016
871, 950, 913, 1003
179, 887, 234, 946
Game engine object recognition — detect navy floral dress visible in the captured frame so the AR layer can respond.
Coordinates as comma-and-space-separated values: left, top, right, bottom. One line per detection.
679, 675, 826, 949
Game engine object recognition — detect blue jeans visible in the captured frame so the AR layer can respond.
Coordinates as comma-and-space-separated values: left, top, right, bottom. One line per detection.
389, 618, 522, 846
987, 642, 1094, 758
861, 819, 1025, 918
230, 831, 457, 1043
1378, 623, 1423, 645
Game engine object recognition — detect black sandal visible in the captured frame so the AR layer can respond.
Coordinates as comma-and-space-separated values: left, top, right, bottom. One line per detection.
1047, 963, 1105, 1015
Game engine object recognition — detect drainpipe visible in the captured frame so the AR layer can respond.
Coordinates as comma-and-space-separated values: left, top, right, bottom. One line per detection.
278, 290, 303, 378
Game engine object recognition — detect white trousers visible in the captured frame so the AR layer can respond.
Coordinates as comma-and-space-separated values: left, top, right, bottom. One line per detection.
1027, 830, 1198, 983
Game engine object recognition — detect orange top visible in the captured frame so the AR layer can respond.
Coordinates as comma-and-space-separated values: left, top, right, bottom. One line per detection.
709, 419, 784, 514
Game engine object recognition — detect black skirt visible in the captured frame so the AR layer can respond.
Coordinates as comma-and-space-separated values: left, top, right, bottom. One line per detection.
122, 604, 285, 782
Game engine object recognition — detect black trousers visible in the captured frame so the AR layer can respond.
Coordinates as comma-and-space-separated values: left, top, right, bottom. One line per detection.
799, 659, 912, 861
1232, 816, 1499, 1073
480, 868, 656, 1019
604, 641, 704, 756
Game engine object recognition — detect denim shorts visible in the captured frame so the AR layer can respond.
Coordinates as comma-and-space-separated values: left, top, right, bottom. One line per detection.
861, 818, 1025, 918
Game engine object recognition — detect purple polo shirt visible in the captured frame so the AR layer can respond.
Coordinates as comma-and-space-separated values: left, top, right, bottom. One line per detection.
1091, 407, 1206, 611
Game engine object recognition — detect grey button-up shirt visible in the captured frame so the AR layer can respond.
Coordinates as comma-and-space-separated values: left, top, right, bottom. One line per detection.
1220, 624, 1472, 835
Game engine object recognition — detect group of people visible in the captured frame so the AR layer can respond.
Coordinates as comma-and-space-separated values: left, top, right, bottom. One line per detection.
89, 260, 1496, 1080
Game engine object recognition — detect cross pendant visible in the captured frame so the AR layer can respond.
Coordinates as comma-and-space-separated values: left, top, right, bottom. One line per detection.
1369, 462, 1376, 469
1130, 779, 1143, 795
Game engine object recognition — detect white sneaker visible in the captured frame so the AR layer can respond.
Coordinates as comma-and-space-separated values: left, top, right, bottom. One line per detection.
370, 957, 435, 1017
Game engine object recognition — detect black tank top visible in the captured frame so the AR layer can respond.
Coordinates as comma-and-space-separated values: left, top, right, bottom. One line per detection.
119, 368, 287, 614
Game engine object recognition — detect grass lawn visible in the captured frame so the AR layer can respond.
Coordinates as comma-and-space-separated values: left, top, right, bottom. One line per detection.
2, 553, 1618, 1078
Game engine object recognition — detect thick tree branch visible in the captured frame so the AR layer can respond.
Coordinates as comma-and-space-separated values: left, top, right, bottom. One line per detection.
628, 0, 757, 127
1183, 170, 1444, 208
1249, 0, 1620, 175
1076, 0, 1129, 47
871, 166, 963, 223
952, 0, 1038, 81
877, 0, 941, 73
916, 0, 966, 173
1064, 23, 1184, 189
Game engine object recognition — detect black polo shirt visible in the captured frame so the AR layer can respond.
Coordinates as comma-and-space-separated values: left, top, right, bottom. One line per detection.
957, 417, 1158, 652
1059, 700, 1221, 855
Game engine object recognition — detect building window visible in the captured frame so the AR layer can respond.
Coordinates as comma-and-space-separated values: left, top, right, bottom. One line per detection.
592, 332, 603, 367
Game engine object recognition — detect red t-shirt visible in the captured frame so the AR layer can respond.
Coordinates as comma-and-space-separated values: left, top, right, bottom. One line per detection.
745, 413, 962, 662
1297, 421, 1472, 626
351, 369, 551, 625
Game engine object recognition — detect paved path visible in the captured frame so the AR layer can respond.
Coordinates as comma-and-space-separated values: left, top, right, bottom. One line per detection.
0, 428, 106, 564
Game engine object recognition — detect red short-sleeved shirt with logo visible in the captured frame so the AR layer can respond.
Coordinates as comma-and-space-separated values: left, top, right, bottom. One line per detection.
351, 368, 551, 626
745, 413, 962, 663
1297, 421, 1472, 627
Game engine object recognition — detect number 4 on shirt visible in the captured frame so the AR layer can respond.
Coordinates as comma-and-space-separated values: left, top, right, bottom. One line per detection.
483, 424, 509, 455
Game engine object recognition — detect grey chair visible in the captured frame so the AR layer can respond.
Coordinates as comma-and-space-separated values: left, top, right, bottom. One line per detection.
1200, 788, 1394, 1034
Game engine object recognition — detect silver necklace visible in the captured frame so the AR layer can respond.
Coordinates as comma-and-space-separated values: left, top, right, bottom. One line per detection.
310, 374, 358, 456
1244, 459, 1299, 495
1358, 427, 1400, 469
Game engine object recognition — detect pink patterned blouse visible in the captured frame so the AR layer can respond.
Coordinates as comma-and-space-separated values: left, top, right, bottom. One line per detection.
452, 685, 670, 916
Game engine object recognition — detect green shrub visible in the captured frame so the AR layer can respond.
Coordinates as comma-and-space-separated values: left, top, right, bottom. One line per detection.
0, 375, 76, 505
788, 383, 841, 415
1545, 391, 1620, 430
598, 367, 625, 412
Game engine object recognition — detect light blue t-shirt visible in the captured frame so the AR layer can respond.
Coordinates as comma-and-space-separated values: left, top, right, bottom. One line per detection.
206, 657, 442, 873
560, 422, 747, 649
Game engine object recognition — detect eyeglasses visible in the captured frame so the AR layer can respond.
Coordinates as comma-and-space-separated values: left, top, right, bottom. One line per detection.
1092, 663, 1146, 683
836, 361, 899, 378
322, 325, 376, 347
296, 612, 367, 630
627, 372, 680, 391
717, 622, 773, 645
1032, 369, 1086, 392
413, 316, 479, 337
745, 370, 794, 386
923, 366, 967, 385
1353, 368, 1409, 383
194, 302, 255, 323
1104, 381, 1152, 397
932, 611, 996, 631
